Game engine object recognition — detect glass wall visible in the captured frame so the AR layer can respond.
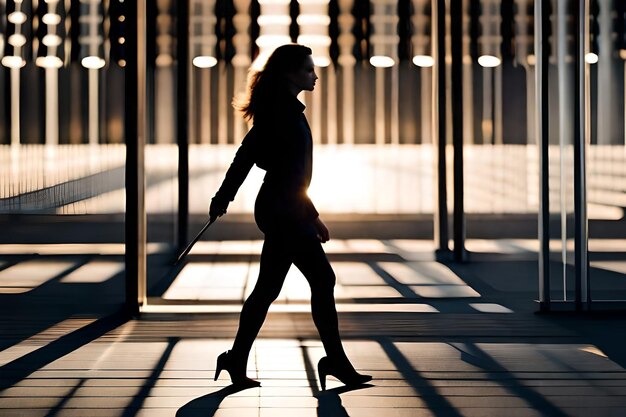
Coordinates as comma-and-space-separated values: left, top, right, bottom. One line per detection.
3, 0, 624, 311
587, 0, 626, 303
0, 0, 127, 307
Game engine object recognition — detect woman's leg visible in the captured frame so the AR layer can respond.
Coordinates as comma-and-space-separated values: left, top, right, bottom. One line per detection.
230, 235, 292, 370
292, 238, 351, 366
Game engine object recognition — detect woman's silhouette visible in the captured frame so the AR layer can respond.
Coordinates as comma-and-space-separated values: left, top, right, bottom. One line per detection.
209, 44, 372, 390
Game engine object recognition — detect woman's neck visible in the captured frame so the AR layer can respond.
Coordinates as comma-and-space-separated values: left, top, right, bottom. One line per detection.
286, 81, 302, 97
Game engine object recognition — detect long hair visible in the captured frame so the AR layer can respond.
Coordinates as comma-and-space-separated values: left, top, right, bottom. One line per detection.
234, 44, 312, 122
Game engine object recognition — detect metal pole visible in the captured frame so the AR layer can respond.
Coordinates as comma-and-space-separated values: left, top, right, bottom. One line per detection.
177, 0, 190, 252
433, 0, 449, 254
536, 0, 551, 311
125, 0, 147, 315
451, 0, 465, 262
574, 0, 589, 310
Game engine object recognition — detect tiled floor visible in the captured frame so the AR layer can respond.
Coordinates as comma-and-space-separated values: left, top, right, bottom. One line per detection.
2, 238, 626, 416
2, 334, 626, 416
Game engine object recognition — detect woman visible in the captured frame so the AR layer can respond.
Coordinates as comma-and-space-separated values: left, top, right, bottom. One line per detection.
209, 44, 372, 390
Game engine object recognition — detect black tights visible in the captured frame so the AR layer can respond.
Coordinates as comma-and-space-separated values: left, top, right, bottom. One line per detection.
230, 234, 349, 369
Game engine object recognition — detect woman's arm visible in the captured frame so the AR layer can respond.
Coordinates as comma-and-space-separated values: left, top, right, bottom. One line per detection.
210, 126, 258, 218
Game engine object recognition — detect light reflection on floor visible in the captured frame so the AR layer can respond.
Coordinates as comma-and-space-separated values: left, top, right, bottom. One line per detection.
162, 239, 513, 313
0, 243, 168, 255
0, 260, 76, 294
58, 261, 125, 284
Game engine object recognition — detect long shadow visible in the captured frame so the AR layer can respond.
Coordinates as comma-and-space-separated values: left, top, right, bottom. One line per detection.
121, 337, 178, 417
379, 337, 465, 417
368, 261, 420, 299
315, 384, 374, 417
448, 342, 571, 417
540, 311, 626, 371
0, 254, 126, 352
176, 384, 257, 417
0, 309, 128, 390
45, 378, 87, 417
299, 340, 374, 416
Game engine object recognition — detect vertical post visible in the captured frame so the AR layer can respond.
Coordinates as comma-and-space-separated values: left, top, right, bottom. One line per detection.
88, 69, 99, 145
375, 67, 385, 145
574, 0, 589, 310
433, 0, 449, 254
177, 0, 190, 251
125, 0, 147, 315
451, 0, 465, 262
45, 68, 59, 147
10, 68, 21, 146
557, 0, 572, 301
536, 0, 551, 311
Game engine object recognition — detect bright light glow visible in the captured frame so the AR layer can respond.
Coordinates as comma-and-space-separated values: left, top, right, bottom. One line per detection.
8, 34, 26, 47
478, 55, 501, 67
585, 52, 598, 64
118, 59, 126, 67
370, 55, 395, 67
297, 34, 331, 46
42, 13, 62, 25
36, 56, 63, 68
42, 34, 62, 47
255, 35, 292, 48
8, 11, 27, 24
1, 56, 26, 68
296, 15, 331, 25
527, 54, 536, 66
579, 346, 608, 359
620, 49, 626, 60
313, 56, 331, 67
156, 54, 173, 67
258, 0, 290, 4
257, 15, 291, 25
81, 56, 106, 69
192, 55, 218, 68
251, 51, 271, 70
412, 55, 434, 67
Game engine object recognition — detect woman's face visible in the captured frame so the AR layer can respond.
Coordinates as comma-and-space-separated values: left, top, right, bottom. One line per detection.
286, 55, 318, 93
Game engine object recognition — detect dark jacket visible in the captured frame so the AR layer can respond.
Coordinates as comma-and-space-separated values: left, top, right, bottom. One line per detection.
214, 93, 319, 236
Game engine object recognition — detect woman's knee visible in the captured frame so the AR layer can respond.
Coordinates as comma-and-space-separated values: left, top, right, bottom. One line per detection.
247, 285, 282, 306
313, 267, 336, 294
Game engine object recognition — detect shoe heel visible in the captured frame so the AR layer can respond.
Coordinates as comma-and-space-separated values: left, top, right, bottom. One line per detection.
318, 357, 328, 391
214, 352, 227, 381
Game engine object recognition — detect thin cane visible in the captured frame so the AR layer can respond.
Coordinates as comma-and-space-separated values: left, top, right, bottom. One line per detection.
174, 217, 217, 265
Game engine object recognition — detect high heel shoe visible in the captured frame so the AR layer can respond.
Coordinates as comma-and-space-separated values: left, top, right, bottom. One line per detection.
317, 356, 372, 390
214, 351, 261, 387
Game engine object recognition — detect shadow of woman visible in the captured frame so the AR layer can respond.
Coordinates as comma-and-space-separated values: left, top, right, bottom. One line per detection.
314, 384, 374, 417
176, 384, 258, 417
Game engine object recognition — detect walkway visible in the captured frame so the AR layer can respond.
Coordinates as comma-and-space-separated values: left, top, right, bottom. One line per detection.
1, 238, 626, 416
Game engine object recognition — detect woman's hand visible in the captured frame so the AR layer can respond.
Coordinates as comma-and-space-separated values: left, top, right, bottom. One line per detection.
209, 197, 229, 220
313, 217, 330, 243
